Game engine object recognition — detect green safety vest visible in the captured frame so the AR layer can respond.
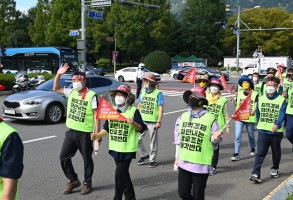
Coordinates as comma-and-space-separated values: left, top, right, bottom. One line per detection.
283, 79, 293, 92
257, 95, 285, 132
108, 106, 139, 152
140, 88, 160, 122
286, 88, 293, 115
254, 82, 263, 96
207, 96, 227, 129
237, 85, 243, 93
66, 89, 96, 132
275, 72, 287, 79
236, 91, 258, 123
0, 122, 18, 200
179, 112, 214, 165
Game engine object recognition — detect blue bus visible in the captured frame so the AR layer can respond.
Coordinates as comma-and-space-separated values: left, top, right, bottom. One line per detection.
0, 47, 78, 74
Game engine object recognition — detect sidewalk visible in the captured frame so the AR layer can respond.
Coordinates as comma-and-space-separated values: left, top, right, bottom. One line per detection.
264, 174, 293, 200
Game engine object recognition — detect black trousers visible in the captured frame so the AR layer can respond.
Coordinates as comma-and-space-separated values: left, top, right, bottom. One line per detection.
136, 78, 142, 98
252, 131, 283, 178
178, 168, 209, 200
114, 159, 136, 200
60, 129, 94, 184
211, 146, 219, 169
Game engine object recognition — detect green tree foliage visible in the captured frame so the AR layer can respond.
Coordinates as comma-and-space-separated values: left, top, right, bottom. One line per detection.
144, 50, 171, 73
0, 0, 17, 48
179, 0, 226, 65
102, 0, 176, 61
28, 0, 50, 46
45, 0, 80, 47
222, 8, 293, 56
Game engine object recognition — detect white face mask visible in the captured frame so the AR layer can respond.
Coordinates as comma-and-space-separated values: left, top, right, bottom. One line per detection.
210, 86, 219, 94
252, 77, 258, 82
266, 86, 276, 94
115, 95, 126, 105
73, 82, 83, 91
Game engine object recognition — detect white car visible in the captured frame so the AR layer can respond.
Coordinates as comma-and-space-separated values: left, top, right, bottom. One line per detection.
115, 67, 161, 82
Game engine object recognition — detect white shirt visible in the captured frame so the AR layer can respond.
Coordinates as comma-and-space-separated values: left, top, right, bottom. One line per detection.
136, 69, 144, 79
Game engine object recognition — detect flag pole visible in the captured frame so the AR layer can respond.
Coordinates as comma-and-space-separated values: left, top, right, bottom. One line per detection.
220, 117, 232, 133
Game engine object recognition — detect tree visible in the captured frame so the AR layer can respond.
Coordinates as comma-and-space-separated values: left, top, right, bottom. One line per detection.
45, 0, 80, 47
101, 0, 176, 61
0, 0, 17, 49
144, 50, 171, 73
28, 0, 51, 46
179, 0, 226, 65
222, 8, 293, 56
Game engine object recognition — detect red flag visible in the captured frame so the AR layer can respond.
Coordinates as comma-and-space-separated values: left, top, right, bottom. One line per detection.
96, 97, 127, 121
182, 68, 196, 84
230, 84, 236, 93
219, 75, 229, 90
231, 91, 252, 121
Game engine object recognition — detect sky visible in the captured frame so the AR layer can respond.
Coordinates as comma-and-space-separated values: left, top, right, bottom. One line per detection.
15, 0, 38, 12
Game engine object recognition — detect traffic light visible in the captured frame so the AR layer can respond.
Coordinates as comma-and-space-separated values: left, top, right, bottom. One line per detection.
232, 47, 236, 56
145, 5, 160, 9
119, 0, 136, 6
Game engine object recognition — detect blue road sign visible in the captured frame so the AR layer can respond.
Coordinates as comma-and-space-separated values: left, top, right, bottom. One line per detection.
88, 11, 103, 20
69, 31, 79, 37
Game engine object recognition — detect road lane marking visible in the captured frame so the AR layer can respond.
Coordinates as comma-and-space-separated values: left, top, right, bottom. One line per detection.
23, 135, 57, 144
164, 109, 188, 115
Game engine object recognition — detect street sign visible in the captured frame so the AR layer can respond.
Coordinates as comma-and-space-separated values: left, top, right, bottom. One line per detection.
88, 11, 103, 20
69, 30, 79, 37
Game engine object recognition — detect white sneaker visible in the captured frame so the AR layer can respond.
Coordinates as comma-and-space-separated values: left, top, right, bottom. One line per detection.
231, 154, 240, 161
250, 151, 255, 156
209, 168, 216, 176
270, 169, 279, 178
250, 174, 262, 183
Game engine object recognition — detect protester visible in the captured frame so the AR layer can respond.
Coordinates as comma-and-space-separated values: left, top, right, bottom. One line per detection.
136, 63, 145, 99
276, 64, 287, 79
231, 75, 258, 161
285, 69, 293, 146
91, 85, 147, 200
261, 71, 283, 95
173, 87, 222, 199
250, 77, 286, 183
137, 72, 164, 168
0, 118, 24, 200
206, 78, 230, 175
53, 63, 100, 195
282, 68, 293, 96
252, 72, 263, 96
198, 75, 209, 91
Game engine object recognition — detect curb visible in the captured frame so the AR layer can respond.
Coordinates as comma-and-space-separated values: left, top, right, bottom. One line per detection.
0, 91, 12, 96
263, 174, 293, 200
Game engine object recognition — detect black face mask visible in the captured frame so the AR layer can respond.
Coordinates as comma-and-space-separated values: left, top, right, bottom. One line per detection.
287, 74, 292, 79
188, 98, 200, 109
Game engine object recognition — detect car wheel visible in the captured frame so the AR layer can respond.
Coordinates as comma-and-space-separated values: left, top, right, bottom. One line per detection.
118, 75, 124, 82
45, 102, 64, 124
173, 74, 178, 79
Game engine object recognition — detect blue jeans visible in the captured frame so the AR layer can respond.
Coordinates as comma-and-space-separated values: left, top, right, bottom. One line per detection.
286, 114, 293, 144
234, 121, 256, 154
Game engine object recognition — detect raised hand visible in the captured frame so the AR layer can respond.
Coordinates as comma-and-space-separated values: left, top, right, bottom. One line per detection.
57, 63, 69, 75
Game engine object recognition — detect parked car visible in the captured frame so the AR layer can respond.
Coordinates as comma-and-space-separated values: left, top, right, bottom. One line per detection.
115, 67, 161, 82
176, 67, 229, 82
2, 75, 122, 124
170, 66, 193, 79
79, 65, 109, 76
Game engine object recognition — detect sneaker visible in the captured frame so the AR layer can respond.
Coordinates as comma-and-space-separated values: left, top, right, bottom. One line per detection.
270, 169, 279, 178
209, 168, 216, 176
80, 183, 92, 195
63, 179, 81, 194
231, 153, 240, 161
149, 161, 157, 168
250, 151, 255, 156
250, 174, 262, 183
137, 155, 149, 165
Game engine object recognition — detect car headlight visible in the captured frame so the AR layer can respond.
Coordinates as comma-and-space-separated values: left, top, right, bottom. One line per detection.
23, 98, 43, 105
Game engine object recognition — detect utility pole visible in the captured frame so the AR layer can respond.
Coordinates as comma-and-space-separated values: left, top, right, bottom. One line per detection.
81, 0, 86, 73
236, 1, 240, 71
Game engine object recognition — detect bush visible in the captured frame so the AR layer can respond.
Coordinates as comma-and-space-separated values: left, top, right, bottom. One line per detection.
231, 67, 238, 71
218, 67, 226, 71
144, 50, 171, 73
27, 72, 54, 80
0, 74, 15, 91
96, 58, 111, 68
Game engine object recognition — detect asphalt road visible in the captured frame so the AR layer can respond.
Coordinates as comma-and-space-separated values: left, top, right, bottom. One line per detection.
1, 76, 293, 200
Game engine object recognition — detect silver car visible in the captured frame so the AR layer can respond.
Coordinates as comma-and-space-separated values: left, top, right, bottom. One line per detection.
2, 74, 122, 124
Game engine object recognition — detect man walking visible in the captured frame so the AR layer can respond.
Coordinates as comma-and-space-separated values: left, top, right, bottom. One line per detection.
137, 72, 164, 168
136, 63, 145, 98
0, 118, 24, 200
53, 63, 100, 195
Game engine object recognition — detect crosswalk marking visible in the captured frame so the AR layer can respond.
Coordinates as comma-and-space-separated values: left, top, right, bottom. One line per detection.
131, 89, 236, 97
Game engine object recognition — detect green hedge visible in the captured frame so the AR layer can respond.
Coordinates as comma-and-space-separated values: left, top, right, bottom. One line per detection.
144, 50, 171, 73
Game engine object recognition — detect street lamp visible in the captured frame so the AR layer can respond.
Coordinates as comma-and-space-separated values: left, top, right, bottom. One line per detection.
226, 2, 260, 70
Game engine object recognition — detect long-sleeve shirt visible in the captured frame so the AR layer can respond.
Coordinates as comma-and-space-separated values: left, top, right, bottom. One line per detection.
256, 92, 287, 134
174, 110, 219, 174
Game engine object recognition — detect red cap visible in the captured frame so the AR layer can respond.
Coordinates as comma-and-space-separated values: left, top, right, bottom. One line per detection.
190, 87, 206, 98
